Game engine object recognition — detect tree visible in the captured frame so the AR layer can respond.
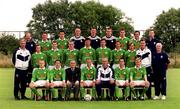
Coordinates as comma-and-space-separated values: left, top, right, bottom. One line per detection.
0, 34, 19, 55
143, 8, 180, 53
27, 0, 134, 39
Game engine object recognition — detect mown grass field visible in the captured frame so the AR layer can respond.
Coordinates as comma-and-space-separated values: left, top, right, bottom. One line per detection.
0, 68, 180, 109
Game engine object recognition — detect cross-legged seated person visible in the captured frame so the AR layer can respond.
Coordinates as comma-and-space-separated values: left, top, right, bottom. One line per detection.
80, 58, 96, 100
65, 60, 81, 100
29, 60, 50, 100
130, 58, 150, 100
114, 58, 130, 101
49, 60, 66, 100
96, 58, 115, 100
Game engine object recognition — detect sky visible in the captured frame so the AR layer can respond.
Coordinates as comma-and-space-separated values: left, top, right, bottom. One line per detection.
0, 0, 180, 31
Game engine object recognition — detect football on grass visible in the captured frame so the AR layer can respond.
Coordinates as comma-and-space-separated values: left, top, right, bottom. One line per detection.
84, 94, 92, 101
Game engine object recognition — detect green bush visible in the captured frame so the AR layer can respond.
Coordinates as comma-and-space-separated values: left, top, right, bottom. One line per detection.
0, 34, 19, 55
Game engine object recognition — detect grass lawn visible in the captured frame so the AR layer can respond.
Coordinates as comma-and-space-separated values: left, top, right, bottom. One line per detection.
0, 68, 180, 109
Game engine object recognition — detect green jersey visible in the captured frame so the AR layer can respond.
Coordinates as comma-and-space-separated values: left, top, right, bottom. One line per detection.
124, 50, 136, 68
31, 68, 49, 82
31, 52, 47, 68
114, 67, 129, 80
47, 49, 63, 66
81, 66, 96, 81
49, 68, 65, 82
112, 48, 125, 64
96, 47, 112, 64
130, 39, 140, 50
130, 66, 146, 80
64, 49, 79, 66
117, 37, 130, 50
79, 47, 96, 64
39, 40, 52, 53
56, 38, 68, 50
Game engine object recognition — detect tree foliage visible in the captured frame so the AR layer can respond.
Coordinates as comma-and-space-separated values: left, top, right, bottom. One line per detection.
27, 0, 134, 39
0, 34, 19, 55
144, 8, 180, 53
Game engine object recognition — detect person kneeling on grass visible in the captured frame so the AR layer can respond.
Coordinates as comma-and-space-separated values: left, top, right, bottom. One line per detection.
49, 60, 66, 101
29, 60, 50, 101
114, 58, 130, 101
80, 58, 96, 100
130, 58, 149, 100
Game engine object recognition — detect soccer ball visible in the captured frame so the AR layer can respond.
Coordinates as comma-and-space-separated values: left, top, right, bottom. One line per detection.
84, 94, 92, 101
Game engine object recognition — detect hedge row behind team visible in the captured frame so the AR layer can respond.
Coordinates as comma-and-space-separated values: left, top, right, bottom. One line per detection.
12, 27, 170, 101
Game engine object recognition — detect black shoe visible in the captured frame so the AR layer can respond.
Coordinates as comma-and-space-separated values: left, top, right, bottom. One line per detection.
110, 97, 115, 101
125, 97, 129, 101
21, 96, 29, 100
52, 98, 58, 101
15, 96, 21, 100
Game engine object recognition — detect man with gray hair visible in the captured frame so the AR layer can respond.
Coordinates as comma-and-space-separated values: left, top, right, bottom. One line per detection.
96, 58, 115, 100
152, 43, 170, 100
12, 38, 31, 100
65, 60, 81, 100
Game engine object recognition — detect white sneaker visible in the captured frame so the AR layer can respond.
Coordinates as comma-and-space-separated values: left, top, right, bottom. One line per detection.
161, 95, 166, 100
153, 96, 160, 100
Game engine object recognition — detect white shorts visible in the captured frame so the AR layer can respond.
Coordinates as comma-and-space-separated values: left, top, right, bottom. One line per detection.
34, 80, 48, 87
133, 80, 145, 86
84, 80, 93, 87
52, 81, 63, 87
112, 64, 119, 69
116, 80, 126, 86
48, 66, 55, 70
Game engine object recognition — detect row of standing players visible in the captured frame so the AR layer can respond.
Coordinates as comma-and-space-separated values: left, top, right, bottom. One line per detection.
13, 28, 170, 101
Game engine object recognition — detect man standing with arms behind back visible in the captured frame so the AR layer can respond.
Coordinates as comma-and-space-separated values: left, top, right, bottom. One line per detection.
12, 38, 31, 100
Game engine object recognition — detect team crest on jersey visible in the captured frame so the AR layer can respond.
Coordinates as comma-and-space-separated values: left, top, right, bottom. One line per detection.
111, 40, 113, 43
136, 72, 141, 77
31, 44, 33, 47
61, 45, 64, 49
154, 42, 156, 45
120, 74, 125, 79
55, 74, 61, 79
96, 40, 98, 42
161, 55, 163, 58
40, 73, 45, 78
86, 53, 90, 56
131, 56, 135, 61
87, 74, 91, 78
69, 54, 74, 58
121, 44, 124, 47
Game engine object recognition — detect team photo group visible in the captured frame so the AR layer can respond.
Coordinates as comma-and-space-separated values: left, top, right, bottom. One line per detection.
12, 27, 170, 101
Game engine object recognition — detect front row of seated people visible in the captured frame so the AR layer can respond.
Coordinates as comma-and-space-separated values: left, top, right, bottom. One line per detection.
29, 57, 149, 101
